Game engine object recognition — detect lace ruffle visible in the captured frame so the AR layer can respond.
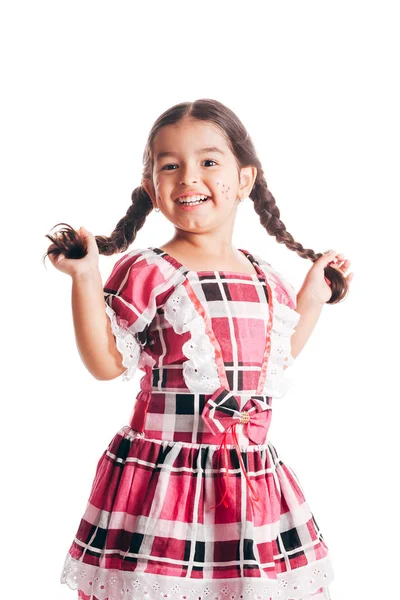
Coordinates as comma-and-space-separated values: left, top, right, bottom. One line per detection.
105, 304, 142, 382
262, 300, 301, 398
163, 287, 221, 394
61, 553, 333, 600
163, 280, 300, 398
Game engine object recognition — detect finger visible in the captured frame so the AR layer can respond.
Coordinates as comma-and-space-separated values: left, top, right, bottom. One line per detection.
340, 259, 351, 271
333, 254, 345, 265
327, 253, 351, 271
49, 252, 65, 265
333, 258, 351, 273
318, 250, 338, 269
48, 251, 61, 265
79, 226, 95, 246
330, 258, 346, 269
80, 226, 95, 241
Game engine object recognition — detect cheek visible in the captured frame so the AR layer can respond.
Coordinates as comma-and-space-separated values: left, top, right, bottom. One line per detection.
220, 183, 231, 199
155, 182, 162, 199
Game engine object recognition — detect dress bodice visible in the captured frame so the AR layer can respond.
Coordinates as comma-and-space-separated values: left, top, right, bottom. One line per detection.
104, 247, 301, 448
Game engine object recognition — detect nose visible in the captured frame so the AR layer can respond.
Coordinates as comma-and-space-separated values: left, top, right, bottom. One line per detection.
179, 162, 198, 185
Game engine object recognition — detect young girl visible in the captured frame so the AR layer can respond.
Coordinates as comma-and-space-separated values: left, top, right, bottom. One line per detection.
46, 98, 352, 600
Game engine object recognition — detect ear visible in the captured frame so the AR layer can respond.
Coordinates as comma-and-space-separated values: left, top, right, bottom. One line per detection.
141, 178, 157, 207
238, 166, 257, 199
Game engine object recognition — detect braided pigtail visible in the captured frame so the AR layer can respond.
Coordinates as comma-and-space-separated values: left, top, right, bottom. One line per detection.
43, 97, 349, 306
43, 185, 153, 263
250, 169, 349, 304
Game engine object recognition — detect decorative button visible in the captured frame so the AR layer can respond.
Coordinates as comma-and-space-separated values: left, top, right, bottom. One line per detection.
240, 411, 250, 424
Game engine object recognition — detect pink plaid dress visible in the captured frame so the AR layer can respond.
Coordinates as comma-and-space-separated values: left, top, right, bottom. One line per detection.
61, 247, 334, 600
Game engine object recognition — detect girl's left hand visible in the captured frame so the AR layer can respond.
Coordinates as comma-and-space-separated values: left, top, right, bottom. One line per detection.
299, 250, 354, 305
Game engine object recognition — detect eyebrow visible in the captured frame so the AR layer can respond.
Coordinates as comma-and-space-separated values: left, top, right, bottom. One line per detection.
156, 146, 225, 161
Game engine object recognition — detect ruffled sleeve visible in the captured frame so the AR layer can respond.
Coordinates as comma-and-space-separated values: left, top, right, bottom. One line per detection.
103, 248, 175, 382
257, 257, 298, 311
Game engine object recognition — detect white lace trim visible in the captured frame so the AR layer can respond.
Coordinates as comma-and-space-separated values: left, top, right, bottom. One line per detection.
61, 552, 334, 600
163, 281, 301, 399
163, 286, 221, 394
262, 300, 301, 398
105, 304, 142, 382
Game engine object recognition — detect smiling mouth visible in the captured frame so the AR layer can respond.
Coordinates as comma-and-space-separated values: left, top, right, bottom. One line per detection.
176, 196, 210, 206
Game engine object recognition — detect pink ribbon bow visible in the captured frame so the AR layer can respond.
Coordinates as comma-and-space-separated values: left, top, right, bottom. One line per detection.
201, 386, 272, 509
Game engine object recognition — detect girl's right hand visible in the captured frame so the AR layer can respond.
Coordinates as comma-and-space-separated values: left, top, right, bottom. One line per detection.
47, 226, 100, 278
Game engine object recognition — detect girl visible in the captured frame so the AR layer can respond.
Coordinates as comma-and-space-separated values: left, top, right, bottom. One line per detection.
45, 98, 352, 600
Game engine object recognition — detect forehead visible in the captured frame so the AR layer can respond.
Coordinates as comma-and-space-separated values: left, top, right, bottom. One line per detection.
153, 118, 231, 159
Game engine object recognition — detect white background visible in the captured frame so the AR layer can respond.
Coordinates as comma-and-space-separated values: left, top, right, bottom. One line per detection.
1, 1, 399, 598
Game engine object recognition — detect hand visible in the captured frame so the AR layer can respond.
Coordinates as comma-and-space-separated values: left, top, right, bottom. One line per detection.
299, 250, 354, 305
47, 226, 100, 278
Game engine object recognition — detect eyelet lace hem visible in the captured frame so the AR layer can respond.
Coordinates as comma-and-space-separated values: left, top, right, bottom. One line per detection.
61, 553, 334, 600
105, 304, 141, 382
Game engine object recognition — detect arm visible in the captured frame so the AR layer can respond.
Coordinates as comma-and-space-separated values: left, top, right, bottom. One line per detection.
289, 249, 353, 359
290, 289, 324, 360
71, 269, 126, 381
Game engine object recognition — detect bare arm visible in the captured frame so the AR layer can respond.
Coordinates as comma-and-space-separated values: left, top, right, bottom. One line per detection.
290, 289, 324, 360
71, 269, 125, 380
289, 249, 354, 359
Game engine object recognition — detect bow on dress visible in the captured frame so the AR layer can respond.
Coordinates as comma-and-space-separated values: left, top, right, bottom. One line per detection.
201, 386, 272, 510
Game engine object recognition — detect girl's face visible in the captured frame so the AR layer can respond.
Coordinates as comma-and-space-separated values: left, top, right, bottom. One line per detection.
142, 117, 256, 236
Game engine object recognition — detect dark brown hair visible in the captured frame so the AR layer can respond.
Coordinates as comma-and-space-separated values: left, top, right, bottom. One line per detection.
44, 98, 348, 303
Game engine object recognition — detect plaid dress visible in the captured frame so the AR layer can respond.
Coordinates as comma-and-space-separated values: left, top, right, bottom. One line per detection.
60, 247, 334, 600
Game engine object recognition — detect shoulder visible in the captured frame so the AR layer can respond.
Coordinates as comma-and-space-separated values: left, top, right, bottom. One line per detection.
251, 252, 297, 309
104, 247, 183, 301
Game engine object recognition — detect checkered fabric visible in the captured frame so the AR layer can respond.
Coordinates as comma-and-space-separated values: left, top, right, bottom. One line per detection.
60, 247, 334, 600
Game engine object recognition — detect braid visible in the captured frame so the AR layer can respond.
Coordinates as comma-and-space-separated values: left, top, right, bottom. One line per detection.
43, 97, 349, 305
95, 186, 153, 255
43, 185, 153, 263
251, 170, 349, 304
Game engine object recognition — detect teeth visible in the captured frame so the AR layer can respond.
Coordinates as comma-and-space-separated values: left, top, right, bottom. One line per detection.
177, 194, 209, 204
180, 199, 206, 205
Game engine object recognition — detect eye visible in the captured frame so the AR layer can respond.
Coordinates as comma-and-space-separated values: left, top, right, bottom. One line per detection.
161, 159, 217, 171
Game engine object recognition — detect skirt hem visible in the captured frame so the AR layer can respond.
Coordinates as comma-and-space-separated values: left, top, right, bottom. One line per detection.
61, 551, 334, 600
